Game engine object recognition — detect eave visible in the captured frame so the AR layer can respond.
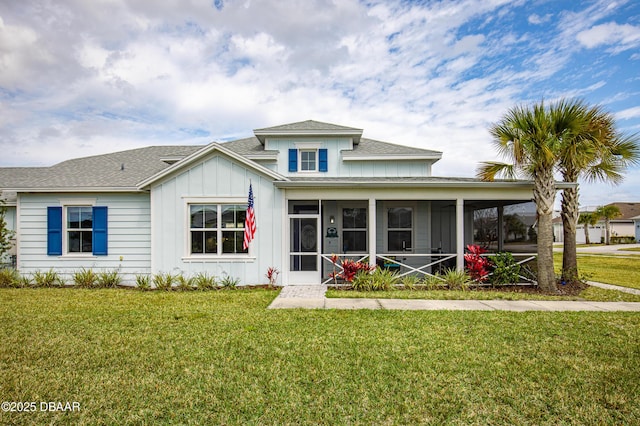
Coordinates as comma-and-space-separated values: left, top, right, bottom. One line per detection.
254, 129, 363, 144
341, 154, 442, 161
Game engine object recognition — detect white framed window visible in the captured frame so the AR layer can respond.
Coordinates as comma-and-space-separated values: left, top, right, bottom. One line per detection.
300, 150, 317, 172
188, 203, 248, 256
342, 207, 367, 252
66, 206, 93, 254
386, 206, 413, 252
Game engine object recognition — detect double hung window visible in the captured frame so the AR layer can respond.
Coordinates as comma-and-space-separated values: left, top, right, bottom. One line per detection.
189, 204, 248, 256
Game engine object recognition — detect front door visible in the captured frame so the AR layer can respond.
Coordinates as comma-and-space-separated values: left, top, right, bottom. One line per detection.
288, 215, 320, 284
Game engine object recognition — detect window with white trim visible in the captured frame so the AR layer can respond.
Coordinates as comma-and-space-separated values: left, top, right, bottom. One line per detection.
300, 150, 317, 171
387, 207, 413, 252
67, 206, 93, 254
189, 204, 248, 255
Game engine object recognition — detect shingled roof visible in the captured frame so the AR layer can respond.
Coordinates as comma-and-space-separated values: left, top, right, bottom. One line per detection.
0, 121, 443, 191
0, 146, 201, 190
254, 120, 362, 132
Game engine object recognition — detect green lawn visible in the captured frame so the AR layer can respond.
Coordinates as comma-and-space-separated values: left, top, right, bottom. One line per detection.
326, 286, 640, 301
554, 253, 640, 290
2, 289, 640, 425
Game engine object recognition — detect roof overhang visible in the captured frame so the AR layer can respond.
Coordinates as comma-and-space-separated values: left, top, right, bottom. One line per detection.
4, 187, 143, 193
342, 154, 442, 161
275, 180, 577, 189
254, 128, 363, 144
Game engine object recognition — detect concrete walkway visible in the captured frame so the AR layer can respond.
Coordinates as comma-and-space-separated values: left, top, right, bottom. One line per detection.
267, 283, 640, 311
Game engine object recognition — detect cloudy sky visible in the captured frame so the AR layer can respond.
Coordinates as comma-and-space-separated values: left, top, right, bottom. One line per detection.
1, 0, 639, 208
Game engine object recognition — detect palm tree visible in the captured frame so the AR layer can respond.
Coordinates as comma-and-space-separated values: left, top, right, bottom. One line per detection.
477, 100, 563, 292
557, 99, 640, 283
595, 205, 621, 245
578, 212, 598, 245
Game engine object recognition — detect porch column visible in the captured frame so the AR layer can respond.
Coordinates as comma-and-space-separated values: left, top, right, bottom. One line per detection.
497, 205, 504, 252
456, 198, 464, 270
369, 198, 377, 268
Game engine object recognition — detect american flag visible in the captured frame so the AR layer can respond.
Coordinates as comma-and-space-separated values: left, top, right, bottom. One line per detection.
243, 183, 256, 250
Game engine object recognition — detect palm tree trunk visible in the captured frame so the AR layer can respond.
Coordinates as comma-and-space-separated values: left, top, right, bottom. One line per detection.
533, 167, 557, 292
561, 187, 579, 283
605, 219, 611, 245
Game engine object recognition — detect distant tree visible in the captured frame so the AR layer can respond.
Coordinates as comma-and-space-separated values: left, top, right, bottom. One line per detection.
595, 205, 621, 245
0, 200, 15, 259
578, 212, 598, 245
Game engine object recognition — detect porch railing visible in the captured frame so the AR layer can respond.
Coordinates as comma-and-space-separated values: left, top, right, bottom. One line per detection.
320, 252, 457, 284
320, 252, 538, 285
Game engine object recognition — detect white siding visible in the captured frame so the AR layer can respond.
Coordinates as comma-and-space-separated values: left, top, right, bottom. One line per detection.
17, 193, 151, 284
150, 151, 284, 286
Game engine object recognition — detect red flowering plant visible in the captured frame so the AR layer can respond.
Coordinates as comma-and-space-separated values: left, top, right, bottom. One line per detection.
265, 266, 279, 288
464, 244, 491, 283
329, 255, 374, 284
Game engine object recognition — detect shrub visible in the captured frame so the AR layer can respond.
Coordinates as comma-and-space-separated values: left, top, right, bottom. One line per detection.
33, 269, 63, 287
351, 270, 372, 291
153, 272, 175, 291
330, 257, 374, 283
464, 244, 491, 282
489, 252, 521, 285
73, 268, 98, 288
421, 273, 445, 290
441, 268, 471, 290
193, 272, 217, 291
369, 267, 398, 291
351, 267, 397, 291
400, 274, 420, 290
97, 269, 121, 288
19, 274, 32, 288
220, 275, 239, 289
176, 275, 195, 291
135, 274, 151, 291
0, 268, 20, 288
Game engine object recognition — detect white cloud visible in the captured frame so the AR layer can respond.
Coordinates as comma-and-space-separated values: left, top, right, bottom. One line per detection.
616, 106, 640, 120
576, 22, 640, 52
528, 13, 552, 25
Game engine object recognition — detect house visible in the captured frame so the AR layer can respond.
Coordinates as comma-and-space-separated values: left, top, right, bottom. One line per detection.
554, 202, 640, 244
0, 120, 549, 285
633, 215, 640, 243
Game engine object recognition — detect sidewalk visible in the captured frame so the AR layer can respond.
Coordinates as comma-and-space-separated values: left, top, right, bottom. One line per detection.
267, 284, 640, 311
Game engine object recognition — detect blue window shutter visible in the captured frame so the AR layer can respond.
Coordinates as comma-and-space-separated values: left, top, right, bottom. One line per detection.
92, 206, 108, 256
47, 207, 63, 256
319, 149, 328, 172
288, 149, 298, 172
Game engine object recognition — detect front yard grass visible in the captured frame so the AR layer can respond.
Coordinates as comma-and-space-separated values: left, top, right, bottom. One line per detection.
554, 253, 640, 290
1, 288, 639, 425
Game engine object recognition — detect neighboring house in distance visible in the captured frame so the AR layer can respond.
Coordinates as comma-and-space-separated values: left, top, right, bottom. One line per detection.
554, 202, 640, 244
0, 120, 563, 286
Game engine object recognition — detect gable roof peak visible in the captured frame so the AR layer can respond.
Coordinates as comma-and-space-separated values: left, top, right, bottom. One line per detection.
253, 120, 363, 144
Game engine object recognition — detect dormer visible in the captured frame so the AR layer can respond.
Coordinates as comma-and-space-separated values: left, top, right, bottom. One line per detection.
253, 120, 363, 176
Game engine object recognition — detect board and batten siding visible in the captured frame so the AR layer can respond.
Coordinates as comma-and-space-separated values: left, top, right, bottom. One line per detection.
17, 192, 151, 284
150, 152, 283, 286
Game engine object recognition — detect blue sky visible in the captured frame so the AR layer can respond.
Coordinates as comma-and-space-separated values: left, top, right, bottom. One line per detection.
0, 0, 639, 208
